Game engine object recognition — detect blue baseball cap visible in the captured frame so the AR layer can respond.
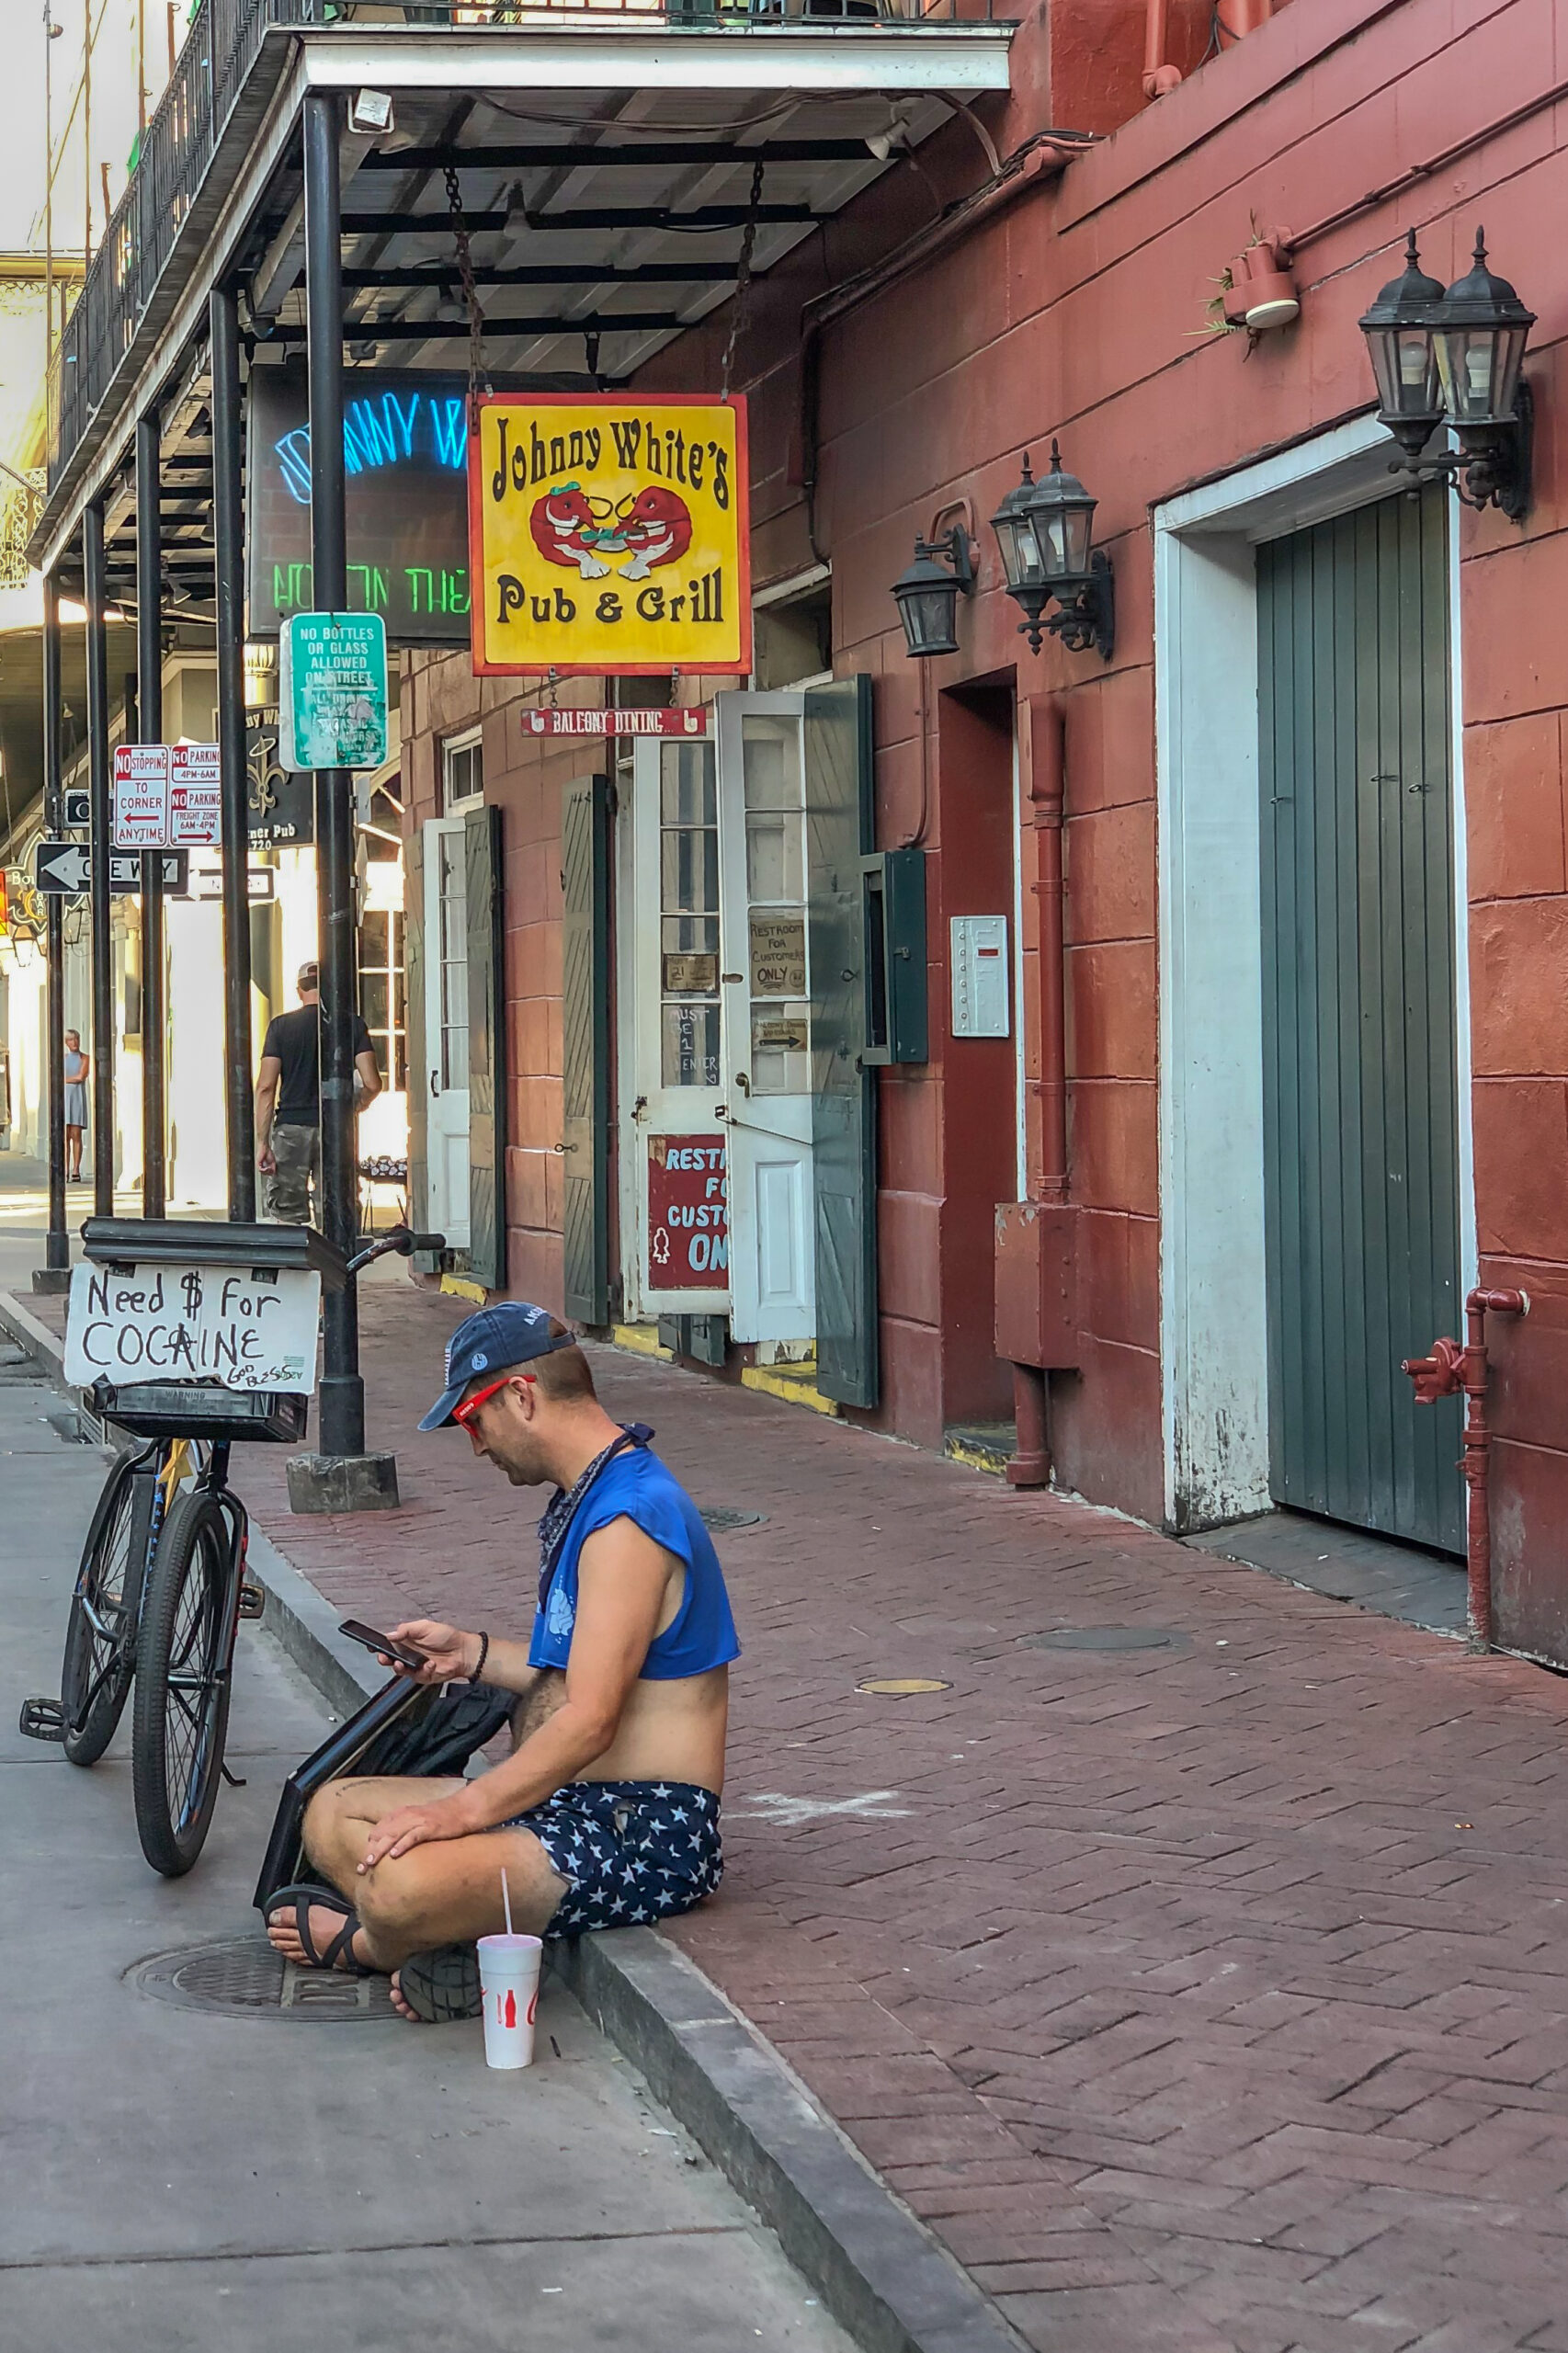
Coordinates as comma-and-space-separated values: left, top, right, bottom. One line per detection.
418, 1302, 575, 1431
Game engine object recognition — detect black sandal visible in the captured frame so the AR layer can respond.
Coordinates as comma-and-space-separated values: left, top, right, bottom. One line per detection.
266, 1881, 376, 1977
395, 1944, 483, 2021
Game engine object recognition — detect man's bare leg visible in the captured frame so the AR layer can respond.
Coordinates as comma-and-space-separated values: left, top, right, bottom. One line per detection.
266, 1775, 568, 2013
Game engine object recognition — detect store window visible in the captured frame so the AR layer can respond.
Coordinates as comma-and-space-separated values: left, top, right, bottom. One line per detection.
659, 740, 721, 1087
358, 908, 407, 1092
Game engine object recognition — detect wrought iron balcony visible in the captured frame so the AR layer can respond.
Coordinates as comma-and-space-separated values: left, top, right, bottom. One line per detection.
46, 0, 1004, 496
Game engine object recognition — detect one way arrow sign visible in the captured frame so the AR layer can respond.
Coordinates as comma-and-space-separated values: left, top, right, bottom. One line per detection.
34, 842, 188, 896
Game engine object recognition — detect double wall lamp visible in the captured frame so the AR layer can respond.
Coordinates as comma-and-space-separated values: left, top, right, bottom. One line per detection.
891, 444, 1115, 664
1359, 227, 1535, 518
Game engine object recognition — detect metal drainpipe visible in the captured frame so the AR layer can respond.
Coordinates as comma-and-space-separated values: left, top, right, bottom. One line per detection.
1144, 0, 1272, 98
1402, 1287, 1528, 1650
1008, 695, 1069, 1486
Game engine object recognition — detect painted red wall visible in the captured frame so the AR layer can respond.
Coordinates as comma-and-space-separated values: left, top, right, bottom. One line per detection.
409, 0, 1568, 1655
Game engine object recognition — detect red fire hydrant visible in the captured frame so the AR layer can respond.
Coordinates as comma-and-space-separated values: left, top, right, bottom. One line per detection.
1402, 1289, 1528, 1650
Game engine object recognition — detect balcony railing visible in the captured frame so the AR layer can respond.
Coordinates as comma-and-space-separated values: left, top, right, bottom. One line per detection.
46, 0, 995, 497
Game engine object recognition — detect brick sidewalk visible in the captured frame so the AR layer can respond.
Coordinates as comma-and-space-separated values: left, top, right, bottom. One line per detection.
37, 1272, 1568, 2351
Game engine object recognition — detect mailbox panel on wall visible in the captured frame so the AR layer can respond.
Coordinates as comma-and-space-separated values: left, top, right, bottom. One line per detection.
950, 915, 1009, 1039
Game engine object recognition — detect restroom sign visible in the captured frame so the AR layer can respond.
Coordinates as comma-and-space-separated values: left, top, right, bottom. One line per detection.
646, 1135, 729, 1290
470, 394, 751, 676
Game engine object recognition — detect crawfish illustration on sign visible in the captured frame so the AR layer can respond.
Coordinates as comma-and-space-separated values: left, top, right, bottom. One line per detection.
529, 481, 694, 583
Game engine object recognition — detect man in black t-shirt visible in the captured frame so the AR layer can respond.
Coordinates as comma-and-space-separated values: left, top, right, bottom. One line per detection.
256, 961, 381, 1225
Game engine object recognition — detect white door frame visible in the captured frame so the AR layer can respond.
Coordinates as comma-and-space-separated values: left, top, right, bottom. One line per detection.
715, 688, 815, 1347
618, 733, 730, 1321
423, 812, 472, 1251
1153, 412, 1474, 1532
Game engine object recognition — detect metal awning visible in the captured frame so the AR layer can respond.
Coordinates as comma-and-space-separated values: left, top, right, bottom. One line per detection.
33, 12, 1015, 588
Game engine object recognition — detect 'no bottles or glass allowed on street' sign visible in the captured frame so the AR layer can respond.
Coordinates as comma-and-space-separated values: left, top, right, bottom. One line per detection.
279, 611, 389, 770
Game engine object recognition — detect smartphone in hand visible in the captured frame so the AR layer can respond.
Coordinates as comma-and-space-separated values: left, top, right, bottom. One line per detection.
337, 1619, 428, 1673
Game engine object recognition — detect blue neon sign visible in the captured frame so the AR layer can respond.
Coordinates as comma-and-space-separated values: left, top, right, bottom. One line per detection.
273, 388, 470, 503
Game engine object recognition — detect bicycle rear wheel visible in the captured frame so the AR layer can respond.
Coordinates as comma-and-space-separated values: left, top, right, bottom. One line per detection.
61, 1449, 156, 1768
131, 1492, 236, 1876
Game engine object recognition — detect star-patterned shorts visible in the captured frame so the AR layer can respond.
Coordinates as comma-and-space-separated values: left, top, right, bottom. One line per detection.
506, 1779, 723, 1938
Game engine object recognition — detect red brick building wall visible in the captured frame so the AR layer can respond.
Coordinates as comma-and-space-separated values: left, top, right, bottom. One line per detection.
407, 0, 1568, 1655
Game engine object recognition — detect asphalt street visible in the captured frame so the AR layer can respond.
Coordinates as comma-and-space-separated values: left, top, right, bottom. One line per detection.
0, 1334, 853, 2353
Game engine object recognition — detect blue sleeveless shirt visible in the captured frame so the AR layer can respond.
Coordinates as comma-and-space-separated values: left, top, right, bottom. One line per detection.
527, 1446, 740, 1680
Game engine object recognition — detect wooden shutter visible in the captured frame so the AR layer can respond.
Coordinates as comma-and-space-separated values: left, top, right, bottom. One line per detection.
403, 827, 428, 1233
464, 805, 506, 1291
562, 772, 611, 1324
805, 675, 878, 1408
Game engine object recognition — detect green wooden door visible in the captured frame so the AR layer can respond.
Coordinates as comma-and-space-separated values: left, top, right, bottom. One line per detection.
1258, 484, 1463, 1552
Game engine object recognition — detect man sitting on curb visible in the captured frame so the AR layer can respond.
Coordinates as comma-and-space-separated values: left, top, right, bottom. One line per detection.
265, 1303, 739, 2022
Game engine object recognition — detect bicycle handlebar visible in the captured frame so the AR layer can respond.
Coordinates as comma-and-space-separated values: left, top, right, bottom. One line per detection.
345, 1225, 447, 1278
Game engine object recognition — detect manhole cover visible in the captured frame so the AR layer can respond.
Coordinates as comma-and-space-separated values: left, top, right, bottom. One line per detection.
856, 1677, 953, 1696
132, 1936, 400, 2021
699, 1506, 767, 1533
1025, 1627, 1186, 1654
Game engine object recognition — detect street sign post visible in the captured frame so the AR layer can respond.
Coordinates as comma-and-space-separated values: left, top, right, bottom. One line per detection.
279, 611, 388, 770
35, 842, 188, 897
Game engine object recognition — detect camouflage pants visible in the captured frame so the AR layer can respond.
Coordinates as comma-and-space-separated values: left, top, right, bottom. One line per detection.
264, 1122, 320, 1225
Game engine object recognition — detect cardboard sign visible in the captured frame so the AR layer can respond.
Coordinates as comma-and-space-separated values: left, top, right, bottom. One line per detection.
470, 395, 751, 676
749, 914, 806, 996
64, 1260, 321, 1394
646, 1135, 729, 1290
168, 742, 222, 847
112, 745, 170, 848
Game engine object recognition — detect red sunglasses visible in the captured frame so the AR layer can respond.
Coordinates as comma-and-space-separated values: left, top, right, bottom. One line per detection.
451, 1370, 535, 1430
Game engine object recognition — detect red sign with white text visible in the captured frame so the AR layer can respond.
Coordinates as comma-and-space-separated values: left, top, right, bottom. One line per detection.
519, 708, 709, 739
646, 1135, 728, 1290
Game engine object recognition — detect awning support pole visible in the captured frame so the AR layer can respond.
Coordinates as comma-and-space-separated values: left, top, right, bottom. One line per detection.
306, 87, 366, 1461
37, 568, 70, 1292
85, 501, 114, 1218
211, 282, 256, 1221
136, 404, 167, 1221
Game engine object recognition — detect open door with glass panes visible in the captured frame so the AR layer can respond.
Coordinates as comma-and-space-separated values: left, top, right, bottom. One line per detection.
619, 702, 816, 1340
622, 730, 733, 1321
713, 691, 814, 1346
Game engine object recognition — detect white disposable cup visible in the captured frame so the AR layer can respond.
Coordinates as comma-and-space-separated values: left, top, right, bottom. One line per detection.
476, 1933, 543, 2069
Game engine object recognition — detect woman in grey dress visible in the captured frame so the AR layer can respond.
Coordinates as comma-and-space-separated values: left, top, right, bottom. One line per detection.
62, 1030, 88, 1182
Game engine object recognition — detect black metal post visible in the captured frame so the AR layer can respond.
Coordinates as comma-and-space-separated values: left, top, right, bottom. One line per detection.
305, 89, 364, 1459
136, 405, 166, 1221
84, 502, 114, 1218
211, 285, 256, 1220
37, 568, 69, 1290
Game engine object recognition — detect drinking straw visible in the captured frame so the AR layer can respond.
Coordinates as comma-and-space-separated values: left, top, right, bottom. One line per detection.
502, 1867, 514, 1938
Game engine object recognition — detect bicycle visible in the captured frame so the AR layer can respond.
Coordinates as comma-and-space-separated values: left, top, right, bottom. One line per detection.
20, 1222, 442, 1877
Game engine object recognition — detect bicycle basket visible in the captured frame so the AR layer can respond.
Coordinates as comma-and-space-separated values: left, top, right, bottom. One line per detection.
87, 1381, 310, 1444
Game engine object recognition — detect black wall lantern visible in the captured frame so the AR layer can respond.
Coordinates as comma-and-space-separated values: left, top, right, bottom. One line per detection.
1360, 227, 1535, 518
892, 506, 976, 659
989, 444, 1115, 661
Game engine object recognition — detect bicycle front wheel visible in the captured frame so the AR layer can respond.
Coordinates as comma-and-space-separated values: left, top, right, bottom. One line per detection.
61, 1450, 156, 1768
131, 1492, 236, 1876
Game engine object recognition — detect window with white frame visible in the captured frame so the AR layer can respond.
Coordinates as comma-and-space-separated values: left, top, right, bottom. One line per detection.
443, 731, 483, 813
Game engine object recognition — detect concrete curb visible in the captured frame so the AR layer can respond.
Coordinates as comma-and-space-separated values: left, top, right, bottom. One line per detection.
0, 1281, 1028, 2353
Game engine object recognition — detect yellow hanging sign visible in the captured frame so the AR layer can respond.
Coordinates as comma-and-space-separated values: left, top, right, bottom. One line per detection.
468, 393, 752, 676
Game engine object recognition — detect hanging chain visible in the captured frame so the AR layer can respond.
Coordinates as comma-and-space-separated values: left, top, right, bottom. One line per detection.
444, 164, 491, 421
719, 161, 765, 403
